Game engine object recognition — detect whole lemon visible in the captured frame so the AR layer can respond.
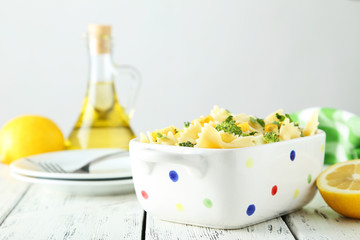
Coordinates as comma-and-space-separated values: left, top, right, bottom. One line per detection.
0, 115, 65, 164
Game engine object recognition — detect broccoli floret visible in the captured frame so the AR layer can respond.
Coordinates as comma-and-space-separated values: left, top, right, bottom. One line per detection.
215, 115, 242, 136
179, 141, 195, 147
263, 131, 280, 143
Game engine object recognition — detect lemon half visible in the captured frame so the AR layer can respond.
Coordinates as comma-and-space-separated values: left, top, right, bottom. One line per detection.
317, 159, 360, 218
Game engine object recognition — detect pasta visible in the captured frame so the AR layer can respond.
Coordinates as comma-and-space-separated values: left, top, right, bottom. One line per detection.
303, 110, 319, 136
140, 106, 319, 149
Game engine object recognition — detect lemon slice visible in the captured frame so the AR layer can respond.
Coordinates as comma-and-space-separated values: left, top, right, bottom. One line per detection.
317, 160, 360, 218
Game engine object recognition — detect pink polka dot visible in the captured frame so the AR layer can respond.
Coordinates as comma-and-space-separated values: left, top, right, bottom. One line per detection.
271, 185, 278, 196
141, 190, 148, 199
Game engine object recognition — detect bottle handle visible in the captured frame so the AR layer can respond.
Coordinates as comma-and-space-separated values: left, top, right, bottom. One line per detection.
113, 64, 142, 118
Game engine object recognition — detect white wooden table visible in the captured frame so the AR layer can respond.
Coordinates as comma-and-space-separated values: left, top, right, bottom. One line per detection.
1, 164, 360, 240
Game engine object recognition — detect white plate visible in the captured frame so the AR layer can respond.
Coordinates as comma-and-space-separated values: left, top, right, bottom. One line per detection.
10, 149, 132, 180
11, 172, 135, 195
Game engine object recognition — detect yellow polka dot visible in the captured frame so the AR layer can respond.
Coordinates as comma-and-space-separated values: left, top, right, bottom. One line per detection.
246, 158, 254, 168
293, 189, 299, 199
321, 144, 325, 153
176, 203, 184, 212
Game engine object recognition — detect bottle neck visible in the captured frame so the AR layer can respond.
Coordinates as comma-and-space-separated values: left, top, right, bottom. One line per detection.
89, 53, 114, 82
88, 35, 114, 82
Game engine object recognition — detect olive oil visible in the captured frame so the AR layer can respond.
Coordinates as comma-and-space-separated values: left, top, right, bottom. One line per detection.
66, 24, 140, 150
67, 81, 135, 150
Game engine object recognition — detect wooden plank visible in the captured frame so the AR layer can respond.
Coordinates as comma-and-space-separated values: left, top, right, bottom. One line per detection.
146, 214, 294, 240
0, 164, 30, 225
0, 186, 144, 240
284, 192, 360, 240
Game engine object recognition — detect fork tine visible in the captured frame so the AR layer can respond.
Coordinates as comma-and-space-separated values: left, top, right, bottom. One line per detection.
45, 162, 62, 173
47, 163, 62, 173
51, 163, 67, 173
26, 158, 65, 174
38, 162, 54, 173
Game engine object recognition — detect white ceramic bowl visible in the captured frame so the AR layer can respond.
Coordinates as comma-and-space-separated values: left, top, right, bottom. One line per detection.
129, 131, 326, 229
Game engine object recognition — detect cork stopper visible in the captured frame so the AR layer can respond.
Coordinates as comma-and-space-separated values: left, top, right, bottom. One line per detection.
87, 24, 112, 55
88, 24, 111, 38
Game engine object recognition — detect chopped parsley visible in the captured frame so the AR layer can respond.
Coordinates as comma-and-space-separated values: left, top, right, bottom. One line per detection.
250, 117, 257, 124
156, 132, 168, 139
257, 118, 265, 127
215, 115, 242, 136
225, 109, 231, 114
179, 141, 195, 147
277, 113, 300, 126
285, 114, 293, 122
276, 113, 285, 122
250, 117, 265, 128
184, 122, 190, 128
263, 131, 280, 143
284, 114, 300, 126
174, 128, 178, 134
243, 131, 258, 137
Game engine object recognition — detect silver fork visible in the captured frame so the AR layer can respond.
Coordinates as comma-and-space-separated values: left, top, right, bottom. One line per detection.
26, 151, 129, 174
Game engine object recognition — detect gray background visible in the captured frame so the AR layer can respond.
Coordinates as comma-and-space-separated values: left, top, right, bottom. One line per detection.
1, 0, 360, 136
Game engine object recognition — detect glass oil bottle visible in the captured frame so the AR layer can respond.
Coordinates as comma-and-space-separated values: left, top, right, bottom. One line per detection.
67, 24, 141, 150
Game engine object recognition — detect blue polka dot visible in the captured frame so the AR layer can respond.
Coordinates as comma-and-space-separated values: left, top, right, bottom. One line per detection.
246, 204, 256, 216
169, 170, 179, 182
290, 150, 296, 161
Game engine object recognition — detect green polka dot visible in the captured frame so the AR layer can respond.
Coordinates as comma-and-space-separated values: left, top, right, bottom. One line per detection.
176, 203, 184, 212
203, 198, 213, 208
246, 158, 254, 168
321, 144, 325, 153
307, 174, 312, 184
293, 189, 299, 199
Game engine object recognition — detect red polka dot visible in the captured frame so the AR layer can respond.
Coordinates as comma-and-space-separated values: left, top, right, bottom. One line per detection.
271, 185, 278, 196
141, 190, 148, 199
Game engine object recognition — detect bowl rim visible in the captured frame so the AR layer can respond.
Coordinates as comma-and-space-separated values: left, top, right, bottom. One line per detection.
130, 130, 325, 152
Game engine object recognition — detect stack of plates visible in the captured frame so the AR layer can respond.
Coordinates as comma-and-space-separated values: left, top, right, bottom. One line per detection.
10, 149, 134, 195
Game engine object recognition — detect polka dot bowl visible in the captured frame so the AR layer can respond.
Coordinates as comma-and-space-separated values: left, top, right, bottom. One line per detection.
129, 130, 326, 229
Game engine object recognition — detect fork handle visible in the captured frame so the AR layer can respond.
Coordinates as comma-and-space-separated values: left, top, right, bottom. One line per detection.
89, 151, 129, 166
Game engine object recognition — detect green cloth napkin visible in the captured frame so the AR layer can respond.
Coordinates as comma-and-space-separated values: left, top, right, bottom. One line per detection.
291, 108, 360, 165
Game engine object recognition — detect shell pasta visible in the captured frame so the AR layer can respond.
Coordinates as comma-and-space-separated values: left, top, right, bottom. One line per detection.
140, 106, 319, 149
